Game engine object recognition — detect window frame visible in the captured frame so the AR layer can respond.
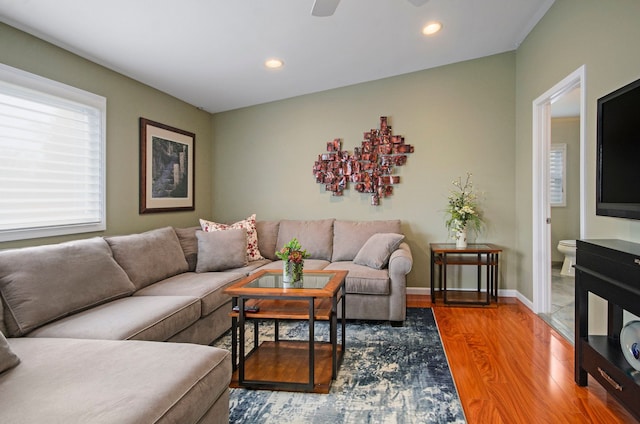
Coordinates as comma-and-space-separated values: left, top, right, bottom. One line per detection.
0, 63, 106, 242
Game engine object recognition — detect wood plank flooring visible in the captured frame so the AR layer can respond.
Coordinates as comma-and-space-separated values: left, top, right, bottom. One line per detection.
407, 295, 638, 424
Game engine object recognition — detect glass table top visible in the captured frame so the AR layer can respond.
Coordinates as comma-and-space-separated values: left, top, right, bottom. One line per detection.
244, 271, 335, 290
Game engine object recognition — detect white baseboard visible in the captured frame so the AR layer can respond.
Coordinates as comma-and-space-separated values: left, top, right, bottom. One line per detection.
514, 291, 534, 310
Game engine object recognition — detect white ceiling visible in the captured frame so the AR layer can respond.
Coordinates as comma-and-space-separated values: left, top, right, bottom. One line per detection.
0, 0, 555, 113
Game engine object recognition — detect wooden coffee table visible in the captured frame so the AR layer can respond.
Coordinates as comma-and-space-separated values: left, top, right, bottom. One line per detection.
223, 269, 347, 393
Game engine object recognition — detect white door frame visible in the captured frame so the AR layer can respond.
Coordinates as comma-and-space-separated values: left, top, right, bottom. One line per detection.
532, 65, 586, 314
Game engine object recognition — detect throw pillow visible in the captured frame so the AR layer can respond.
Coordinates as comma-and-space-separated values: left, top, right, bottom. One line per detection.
199, 214, 264, 261
0, 332, 20, 373
353, 233, 405, 270
195, 228, 248, 272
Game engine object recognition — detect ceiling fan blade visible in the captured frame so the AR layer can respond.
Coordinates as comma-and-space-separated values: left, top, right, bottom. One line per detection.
407, 0, 429, 6
311, 0, 340, 17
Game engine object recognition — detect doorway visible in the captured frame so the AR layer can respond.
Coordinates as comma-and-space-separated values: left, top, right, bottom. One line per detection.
532, 66, 586, 341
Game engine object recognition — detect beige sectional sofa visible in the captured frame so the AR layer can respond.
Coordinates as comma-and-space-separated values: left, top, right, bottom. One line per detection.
0, 218, 412, 423
0, 226, 235, 424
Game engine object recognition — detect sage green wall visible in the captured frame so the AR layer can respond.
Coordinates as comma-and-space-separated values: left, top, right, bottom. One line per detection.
0, 23, 213, 250
211, 52, 517, 289
515, 0, 640, 301
550, 117, 580, 262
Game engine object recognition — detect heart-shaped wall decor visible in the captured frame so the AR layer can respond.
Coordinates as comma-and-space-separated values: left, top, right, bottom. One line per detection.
312, 116, 414, 205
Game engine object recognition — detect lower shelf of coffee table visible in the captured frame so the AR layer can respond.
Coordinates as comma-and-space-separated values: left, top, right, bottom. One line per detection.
230, 340, 342, 394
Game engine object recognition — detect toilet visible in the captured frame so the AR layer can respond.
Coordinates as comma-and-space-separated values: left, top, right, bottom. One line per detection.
557, 239, 577, 277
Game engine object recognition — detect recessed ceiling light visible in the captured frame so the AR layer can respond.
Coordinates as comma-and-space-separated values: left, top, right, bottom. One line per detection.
422, 21, 442, 36
265, 58, 284, 69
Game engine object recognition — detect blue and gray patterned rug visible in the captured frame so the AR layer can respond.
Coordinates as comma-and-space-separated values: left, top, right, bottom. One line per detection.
214, 308, 466, 424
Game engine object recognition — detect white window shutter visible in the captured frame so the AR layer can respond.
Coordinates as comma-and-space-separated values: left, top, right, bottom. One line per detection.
549, 143, 566, 207
0, 64, 106, 241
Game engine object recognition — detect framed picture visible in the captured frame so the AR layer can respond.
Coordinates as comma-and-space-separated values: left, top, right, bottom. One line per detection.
139, 118, 195, 214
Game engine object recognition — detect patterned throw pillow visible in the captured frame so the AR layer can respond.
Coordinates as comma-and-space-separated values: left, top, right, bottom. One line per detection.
199, 214, 264, 261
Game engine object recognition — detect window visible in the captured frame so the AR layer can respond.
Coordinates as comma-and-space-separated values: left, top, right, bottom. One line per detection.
549, 143, 566, 207
0, 64, 106, 242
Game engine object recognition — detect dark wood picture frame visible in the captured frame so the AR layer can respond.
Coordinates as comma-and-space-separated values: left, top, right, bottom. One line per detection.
139, 118, 195, 214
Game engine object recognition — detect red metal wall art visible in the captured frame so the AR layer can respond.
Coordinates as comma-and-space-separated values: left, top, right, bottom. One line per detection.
312, 116, 414, 206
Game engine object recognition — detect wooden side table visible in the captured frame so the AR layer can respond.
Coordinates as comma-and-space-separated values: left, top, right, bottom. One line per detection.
430, 243, 502, 306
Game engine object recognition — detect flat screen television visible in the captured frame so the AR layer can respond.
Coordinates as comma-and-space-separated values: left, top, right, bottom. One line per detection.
596, 77, 640, 219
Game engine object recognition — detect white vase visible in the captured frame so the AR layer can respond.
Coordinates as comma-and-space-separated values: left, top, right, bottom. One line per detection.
283, 261, 293, 283
455, 228, 467, 248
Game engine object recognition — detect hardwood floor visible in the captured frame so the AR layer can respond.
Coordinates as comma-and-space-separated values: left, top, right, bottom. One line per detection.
407, 295, 638, 424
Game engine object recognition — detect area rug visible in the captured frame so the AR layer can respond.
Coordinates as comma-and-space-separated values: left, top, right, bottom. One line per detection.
213, 308, 466, 424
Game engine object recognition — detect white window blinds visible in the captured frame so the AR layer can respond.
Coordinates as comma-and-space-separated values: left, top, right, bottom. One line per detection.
0, 64, 106, 241
549, 143, 566, 207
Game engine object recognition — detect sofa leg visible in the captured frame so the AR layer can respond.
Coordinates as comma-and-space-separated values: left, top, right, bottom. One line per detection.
390, 320, 404, 327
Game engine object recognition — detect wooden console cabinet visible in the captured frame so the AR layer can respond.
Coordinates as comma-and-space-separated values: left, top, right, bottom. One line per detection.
575, 239, 640, 421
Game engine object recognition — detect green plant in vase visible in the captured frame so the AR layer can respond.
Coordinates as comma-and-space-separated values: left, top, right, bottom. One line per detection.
275, 238, 310, 284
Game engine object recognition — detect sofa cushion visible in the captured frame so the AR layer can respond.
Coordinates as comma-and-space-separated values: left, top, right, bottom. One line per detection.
276, 219, 335, 261
199, 214, 263, 261
252, 259, 330, 274
1, 337, 230, 424
256, 220, 280, 260
26, 296, 201, 342
226, 258, 273, 275
174, 226, 200, 272
331, 220, 402, 262
0, 332, 19, 373
106, 227, 189, 290
135, 271, 244, 317
353, 233, 405, 269
324, 262, 390, 295
195, 229, 248, 272
0, 237, 136, 337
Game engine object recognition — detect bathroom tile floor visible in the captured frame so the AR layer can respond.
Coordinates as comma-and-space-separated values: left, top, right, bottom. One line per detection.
540, 263, 575, 343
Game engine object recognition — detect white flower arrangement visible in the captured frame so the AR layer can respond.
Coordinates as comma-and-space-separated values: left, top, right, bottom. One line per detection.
445, 173, 483, 236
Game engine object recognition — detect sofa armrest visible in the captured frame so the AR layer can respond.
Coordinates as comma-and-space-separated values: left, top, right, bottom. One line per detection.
389, 242, 413, 275
387, 242, 412, 324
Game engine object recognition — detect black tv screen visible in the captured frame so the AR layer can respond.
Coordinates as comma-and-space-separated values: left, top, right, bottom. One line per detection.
596, 77, 640, 219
